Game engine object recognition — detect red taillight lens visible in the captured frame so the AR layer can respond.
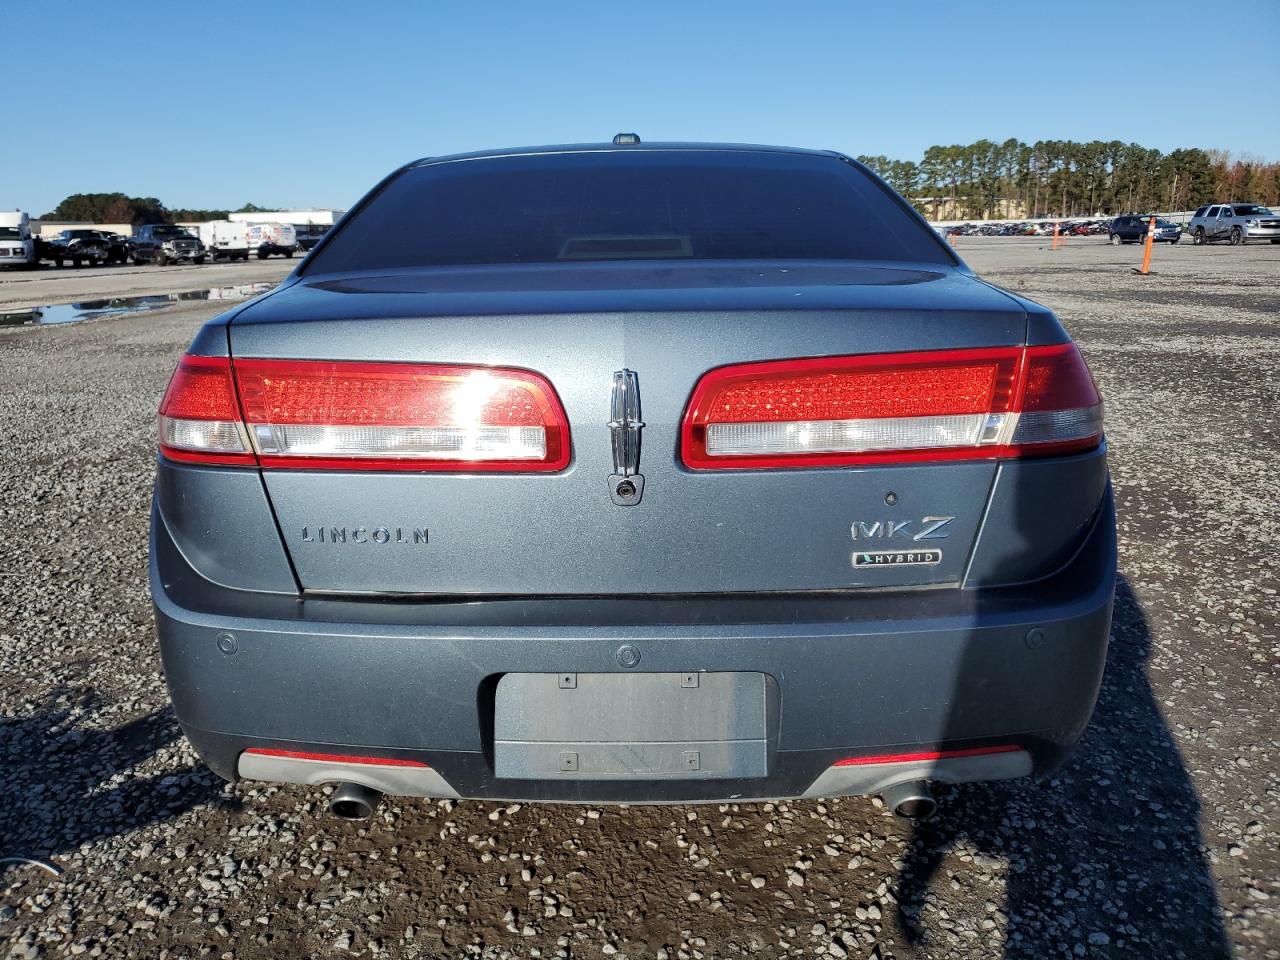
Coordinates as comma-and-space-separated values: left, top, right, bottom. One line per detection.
234, 359, 570, 471
681, 344, 1102, 469
157, 355, 256, 465
157, 355, 571, 471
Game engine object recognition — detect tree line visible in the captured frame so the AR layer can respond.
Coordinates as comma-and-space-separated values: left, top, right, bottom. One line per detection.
41, 193, 276, 225
40, 148, 1280, 226
856, 141, 1280, 220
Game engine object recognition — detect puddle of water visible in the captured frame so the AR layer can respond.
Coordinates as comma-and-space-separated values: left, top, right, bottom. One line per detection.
0, 284, 275, 327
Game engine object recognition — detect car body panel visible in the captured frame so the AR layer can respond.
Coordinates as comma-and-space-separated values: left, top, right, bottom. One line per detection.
154, 463, 298, 594
153, 487, 1114, 800
217, 261, 1042, 596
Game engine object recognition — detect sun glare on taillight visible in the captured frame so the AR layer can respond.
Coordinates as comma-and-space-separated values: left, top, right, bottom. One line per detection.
234, 359, 569, 471
157, 355, 255, 465
157, 354, 571, 472
681, 343, 1102, 469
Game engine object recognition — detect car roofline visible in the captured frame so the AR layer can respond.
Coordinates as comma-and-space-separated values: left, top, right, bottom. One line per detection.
408, 141, 845, 168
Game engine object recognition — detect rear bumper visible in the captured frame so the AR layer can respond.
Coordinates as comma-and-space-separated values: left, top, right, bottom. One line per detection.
151, 489, 1115, 803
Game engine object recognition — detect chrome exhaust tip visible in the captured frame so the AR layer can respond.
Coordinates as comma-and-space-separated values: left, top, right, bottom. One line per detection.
329, 782, 382, 821
881, 780, 937, 820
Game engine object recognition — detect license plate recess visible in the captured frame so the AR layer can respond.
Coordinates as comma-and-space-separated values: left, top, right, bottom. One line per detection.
493, 672, 771, 780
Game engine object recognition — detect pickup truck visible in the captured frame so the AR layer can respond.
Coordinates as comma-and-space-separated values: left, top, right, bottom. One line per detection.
130, 224, 206, 265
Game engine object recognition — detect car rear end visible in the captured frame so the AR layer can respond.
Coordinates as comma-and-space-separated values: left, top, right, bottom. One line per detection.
150, 145, 1115, 814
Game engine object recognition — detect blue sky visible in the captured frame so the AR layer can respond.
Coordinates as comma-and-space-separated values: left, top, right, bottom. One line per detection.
4, 1, 1277, 215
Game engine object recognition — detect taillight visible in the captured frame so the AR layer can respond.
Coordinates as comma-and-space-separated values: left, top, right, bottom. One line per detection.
681, 343, 1102, 469
157, 355, 570, 472
157, 355, 256, 465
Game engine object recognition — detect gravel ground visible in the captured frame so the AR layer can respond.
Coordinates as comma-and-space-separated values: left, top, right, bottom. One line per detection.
1, 238, 1277, 959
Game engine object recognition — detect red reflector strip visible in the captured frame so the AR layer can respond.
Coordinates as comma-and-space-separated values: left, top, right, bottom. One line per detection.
832, 744, 1023, 767
242, 748, 430, 768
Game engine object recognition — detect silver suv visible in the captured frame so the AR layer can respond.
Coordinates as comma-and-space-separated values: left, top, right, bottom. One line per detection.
1188, 203, 1280, 245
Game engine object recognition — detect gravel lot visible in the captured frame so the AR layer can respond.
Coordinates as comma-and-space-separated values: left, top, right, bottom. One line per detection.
1, 238, 1277, 959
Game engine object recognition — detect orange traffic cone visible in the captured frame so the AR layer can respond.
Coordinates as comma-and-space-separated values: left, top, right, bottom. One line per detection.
1140, 216, 1156, 275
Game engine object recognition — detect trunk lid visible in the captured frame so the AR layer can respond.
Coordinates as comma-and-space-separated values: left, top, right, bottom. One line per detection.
230, 261, 1027, 596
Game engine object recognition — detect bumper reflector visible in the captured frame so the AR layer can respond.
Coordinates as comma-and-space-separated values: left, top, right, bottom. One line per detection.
242, 748, 430, 768
832, 744, 1023, 767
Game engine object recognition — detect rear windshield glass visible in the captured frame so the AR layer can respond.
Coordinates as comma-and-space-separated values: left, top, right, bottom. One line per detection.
306, 150, 953, 272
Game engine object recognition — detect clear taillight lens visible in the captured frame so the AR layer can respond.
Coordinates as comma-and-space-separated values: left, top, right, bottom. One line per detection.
681, 344, 1102, 469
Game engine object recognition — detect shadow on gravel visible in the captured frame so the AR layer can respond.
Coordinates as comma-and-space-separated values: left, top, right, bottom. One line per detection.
894, 576, 1229, 958
0, 693, 238, 863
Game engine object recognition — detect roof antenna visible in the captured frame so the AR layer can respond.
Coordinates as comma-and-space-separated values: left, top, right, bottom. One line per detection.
612, 133, 641, 145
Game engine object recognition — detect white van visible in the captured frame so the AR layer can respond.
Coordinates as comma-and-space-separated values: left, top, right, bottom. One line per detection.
245, 222, 297, 259
0, 211, 37, 269
197, 221, 251, 261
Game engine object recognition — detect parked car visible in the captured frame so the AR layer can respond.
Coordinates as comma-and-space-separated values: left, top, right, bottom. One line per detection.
43, 229, 112, 267
88, 230, 132, 264
1188, 203, 1280, 245
151, 139, 1115, 821
131, 224, 206, 265
1108, 215, 1181, 245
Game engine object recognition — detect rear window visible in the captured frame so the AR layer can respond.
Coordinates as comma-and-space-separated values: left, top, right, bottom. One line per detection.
306, 150, 953, 272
